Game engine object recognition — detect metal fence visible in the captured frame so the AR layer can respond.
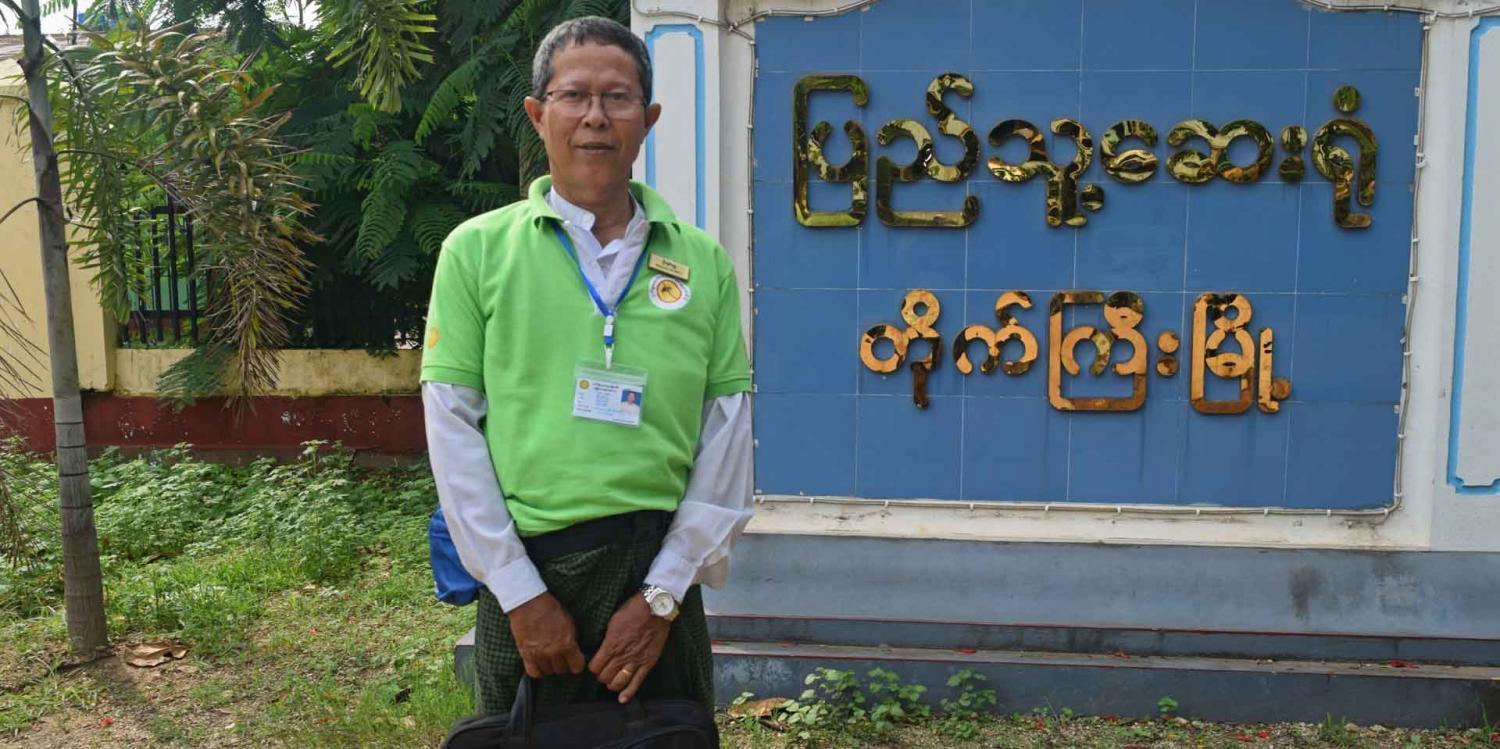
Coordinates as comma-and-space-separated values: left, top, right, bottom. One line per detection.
116, 200, 431, 351
118, 198, 200, 346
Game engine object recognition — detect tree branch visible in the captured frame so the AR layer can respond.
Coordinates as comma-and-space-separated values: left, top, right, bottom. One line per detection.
0, 196, 48, 227
0, 0, 29, 23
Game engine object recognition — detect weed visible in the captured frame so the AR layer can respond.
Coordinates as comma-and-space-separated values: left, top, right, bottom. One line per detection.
1319, 714, 1356, 746
866, 667, 929, 731
1157, 695, 1180, 720
938, 668, 996, 739
799, 667, 867, 725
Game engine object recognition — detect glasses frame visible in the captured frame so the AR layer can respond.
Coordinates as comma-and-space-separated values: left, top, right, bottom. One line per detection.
542, 89, 647, 117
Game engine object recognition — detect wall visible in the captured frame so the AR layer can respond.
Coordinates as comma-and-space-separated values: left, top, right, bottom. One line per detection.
634, 0, 1500, 555
6, 349, 422, 456
0, 59, 115, 401
1, 60, 422, 456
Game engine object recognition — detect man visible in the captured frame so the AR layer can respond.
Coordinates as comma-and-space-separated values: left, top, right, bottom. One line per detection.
419, 16, 753, 715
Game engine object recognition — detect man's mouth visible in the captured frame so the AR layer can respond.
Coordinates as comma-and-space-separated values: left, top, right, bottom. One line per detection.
576, 143, 614, 152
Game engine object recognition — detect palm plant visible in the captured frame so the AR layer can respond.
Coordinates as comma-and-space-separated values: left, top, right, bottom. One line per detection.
0, 0, 437, 655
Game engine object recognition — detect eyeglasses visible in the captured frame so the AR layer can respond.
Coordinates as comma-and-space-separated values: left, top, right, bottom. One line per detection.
542, 89, 645, 117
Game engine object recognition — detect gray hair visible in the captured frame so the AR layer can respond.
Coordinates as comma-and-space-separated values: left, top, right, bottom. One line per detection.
531, 16, 653, 104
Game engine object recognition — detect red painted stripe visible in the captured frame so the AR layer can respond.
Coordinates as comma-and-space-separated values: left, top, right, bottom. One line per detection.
1, 393, 426, 455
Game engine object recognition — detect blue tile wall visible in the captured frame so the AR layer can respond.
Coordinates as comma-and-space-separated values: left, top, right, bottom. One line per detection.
750, 0, 1419, 508
855, 395, 963, 499
754, 395, 857, 496
1081, 0, 1196, 71
1195, 0, 1310, 70
971, 0, 1082, 71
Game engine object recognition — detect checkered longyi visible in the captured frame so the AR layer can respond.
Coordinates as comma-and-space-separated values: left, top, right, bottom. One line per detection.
472, 532, 713, 715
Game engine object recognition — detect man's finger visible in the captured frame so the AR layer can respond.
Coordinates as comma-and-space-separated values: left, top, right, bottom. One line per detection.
607, 662, 634, 693
618, 666, 651, 704
547, 650, 573, 677
594, 656, 624, 687
564, 644, 586, 674
521, 653, 543, 680
589, 640, 615, 675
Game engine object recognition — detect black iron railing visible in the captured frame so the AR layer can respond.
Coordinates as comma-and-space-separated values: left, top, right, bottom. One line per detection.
119, 198, 200, 346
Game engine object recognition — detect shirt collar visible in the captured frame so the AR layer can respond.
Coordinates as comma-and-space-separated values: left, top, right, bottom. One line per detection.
545, 187, 645, 234
526, 175, 680, 226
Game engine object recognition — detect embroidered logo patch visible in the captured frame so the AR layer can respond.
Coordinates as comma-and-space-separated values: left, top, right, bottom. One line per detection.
648, 274, 691, 311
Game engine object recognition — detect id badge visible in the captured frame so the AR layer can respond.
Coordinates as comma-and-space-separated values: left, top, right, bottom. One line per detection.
572, 363, 648, 428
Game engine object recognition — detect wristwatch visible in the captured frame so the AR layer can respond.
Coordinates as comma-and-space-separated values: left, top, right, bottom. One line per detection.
640, 585, 680, 622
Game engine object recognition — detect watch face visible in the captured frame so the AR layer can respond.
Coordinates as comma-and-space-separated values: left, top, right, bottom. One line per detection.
649, 595, 673, 617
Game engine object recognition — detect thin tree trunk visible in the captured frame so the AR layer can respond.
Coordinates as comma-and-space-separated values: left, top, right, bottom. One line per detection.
19, 0, 108, 657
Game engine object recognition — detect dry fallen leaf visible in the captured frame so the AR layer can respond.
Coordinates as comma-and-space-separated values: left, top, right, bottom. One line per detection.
728, 697, 789, 719
125, 640, 190, 668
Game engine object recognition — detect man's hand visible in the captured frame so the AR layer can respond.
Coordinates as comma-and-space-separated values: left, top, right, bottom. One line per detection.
508, 593, 586, 679
589, 594, 671, 703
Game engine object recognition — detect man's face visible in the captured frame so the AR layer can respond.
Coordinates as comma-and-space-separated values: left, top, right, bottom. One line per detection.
524, 42, 661, 193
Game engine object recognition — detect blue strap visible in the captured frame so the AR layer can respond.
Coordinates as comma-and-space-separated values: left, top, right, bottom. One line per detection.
551, 222, 650, 351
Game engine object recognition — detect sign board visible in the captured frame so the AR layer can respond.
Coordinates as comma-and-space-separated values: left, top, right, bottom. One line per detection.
750, 0, 1420, 508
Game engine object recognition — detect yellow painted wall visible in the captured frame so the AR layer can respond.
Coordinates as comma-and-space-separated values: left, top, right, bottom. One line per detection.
0, 65, 116, 399
113, 349, 421, 396
3, 63, 414, 402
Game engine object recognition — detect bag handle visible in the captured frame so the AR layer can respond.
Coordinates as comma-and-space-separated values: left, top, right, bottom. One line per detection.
505, 644, 608, 740
506, 675, 535, 740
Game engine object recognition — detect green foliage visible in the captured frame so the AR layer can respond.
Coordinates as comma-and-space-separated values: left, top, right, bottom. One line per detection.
0, 441, 439, 650
263, 0, 624, 350
802, 667, 868, 724
356, 140, 436, 259
0, 441, 474, 742
867, 667, 929, 731
938, 669, 997, 739
1158, 695, 1180, 719
768, 666, 934, 741
89, 446, 238, 561
321, 0, 437, 113
1319, 714, 1357, 746
0, 442, 65, 618
39, 25, 319, 400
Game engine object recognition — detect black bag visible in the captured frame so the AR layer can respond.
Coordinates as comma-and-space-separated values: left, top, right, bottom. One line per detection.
440, 675, 718, 749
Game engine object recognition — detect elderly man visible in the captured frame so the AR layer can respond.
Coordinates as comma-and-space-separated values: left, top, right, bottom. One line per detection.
419, 16, 753, 715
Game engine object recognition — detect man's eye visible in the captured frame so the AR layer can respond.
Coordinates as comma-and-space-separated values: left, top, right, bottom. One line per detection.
560, 91, 588, 103
603, 92, 631, 104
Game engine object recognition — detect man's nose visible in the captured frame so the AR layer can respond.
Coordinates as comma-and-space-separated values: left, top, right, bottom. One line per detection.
580, 95, 610, 126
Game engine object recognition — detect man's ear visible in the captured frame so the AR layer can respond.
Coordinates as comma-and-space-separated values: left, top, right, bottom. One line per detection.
644, 101, 662, 132
523, 96, 545, 135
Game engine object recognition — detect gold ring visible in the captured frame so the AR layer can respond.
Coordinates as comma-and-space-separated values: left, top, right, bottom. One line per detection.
619, 667, 634, 677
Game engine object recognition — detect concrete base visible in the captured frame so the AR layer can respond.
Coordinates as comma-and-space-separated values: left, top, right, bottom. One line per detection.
451, 534, 1500, 726
452, 617, 1500, 727
713, 640, 1500, 728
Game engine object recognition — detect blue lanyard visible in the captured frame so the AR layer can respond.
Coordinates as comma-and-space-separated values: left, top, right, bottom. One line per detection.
552, 222, 650, 369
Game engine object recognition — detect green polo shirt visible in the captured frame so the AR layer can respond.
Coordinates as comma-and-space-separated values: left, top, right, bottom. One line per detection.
420, 177, 752, 535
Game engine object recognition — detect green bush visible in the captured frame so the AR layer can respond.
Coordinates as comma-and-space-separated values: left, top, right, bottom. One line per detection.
867, 667, 929, 731
2, 441, 440, 646
939, 669, 997, 739
91, 446, 240, 562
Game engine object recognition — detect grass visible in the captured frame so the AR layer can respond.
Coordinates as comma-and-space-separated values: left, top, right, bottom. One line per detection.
4, 442, 1500, 747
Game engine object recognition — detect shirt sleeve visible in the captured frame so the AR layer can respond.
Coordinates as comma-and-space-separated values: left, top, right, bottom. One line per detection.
644, 391, 754, 602
420, 235, 486, 391
422, 381, 547, 612
704, 251, 752, 399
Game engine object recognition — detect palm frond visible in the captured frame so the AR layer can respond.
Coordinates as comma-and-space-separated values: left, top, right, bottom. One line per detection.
321, 0, 437, 113
409, 199, 466, 254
